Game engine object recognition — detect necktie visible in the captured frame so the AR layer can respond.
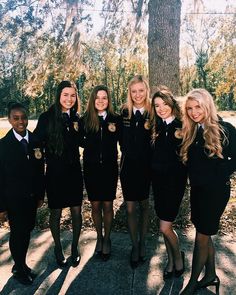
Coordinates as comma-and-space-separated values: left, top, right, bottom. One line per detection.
21, 138, 28, 155
198, 125, 204, 136
62, 113, 70, 128
98, 116, 104, 124
162, 120, 168, 133
135, 110, 142, 122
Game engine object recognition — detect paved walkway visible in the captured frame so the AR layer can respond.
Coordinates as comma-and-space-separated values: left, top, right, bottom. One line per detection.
0, 228, 235, 295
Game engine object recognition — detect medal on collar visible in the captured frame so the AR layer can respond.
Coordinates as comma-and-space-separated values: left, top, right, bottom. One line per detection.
34, 148, 42, 159
108, 122, 116, 132
174, 129, 182, 139
73, 122, 79, 131
144, 119, 150, 130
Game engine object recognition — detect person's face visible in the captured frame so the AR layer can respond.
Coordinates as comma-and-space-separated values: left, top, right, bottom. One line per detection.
60, 87, 77, 112
186, 99, 205, 123
154, 97, 172, 120
130, 82, 147, 108
95, 90, 109, 113
8, 108, 28, 136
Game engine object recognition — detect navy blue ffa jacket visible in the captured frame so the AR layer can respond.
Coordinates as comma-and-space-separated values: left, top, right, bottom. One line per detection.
120, 108, 151, 160
151, 118, 186, 176
80, 113, 121, 164
0, 129, 45, 212
187, 121, 236, 186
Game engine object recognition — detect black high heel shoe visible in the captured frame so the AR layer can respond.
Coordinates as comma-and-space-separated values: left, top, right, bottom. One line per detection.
175, 251, 185, 278
54, 247, 67, 267
197, 275, 220, 293
102, 239, 111, 262
71, 254, 81, 267
130, 247, 139, 269
163, 268, 174, 280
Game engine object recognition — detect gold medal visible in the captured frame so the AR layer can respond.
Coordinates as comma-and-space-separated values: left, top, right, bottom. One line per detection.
174, 129, 182, 139
34, 148, 42, 159
144, 119, 150, 130
108, 122, 116, 132
73, 122, 79, 131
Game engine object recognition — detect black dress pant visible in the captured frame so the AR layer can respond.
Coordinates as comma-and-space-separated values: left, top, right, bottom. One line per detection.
7, 197, 37, 270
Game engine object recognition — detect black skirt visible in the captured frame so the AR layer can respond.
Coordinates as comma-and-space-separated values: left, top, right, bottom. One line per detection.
83, 161, 118, 201
120, 156, 151, 201
46, 160, 83, 209
151, 170, 187, 222
190, 182, 230, 235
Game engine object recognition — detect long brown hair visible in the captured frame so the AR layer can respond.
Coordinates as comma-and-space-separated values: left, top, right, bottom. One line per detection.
84, 85, 114, 132
151, 85, 181, 143
48, 80, 80, 155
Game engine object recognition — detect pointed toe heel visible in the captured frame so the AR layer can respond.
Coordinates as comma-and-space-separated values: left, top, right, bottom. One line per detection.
197, 275, 220, 293
54, 247, 68, 267
175, 251, 185, 278
71, 255, 81, 267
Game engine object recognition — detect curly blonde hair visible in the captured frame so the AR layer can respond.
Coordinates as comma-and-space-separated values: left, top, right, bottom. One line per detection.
180, 88, 227, 164
125, 75, 151, 118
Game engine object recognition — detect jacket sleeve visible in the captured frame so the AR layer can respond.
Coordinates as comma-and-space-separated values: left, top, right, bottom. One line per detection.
0, 142, 6, 212
33, 112, 48, 145
225, 122, 236, 175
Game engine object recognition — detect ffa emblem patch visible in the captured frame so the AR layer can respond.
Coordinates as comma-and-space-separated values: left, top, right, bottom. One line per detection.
73, 122, 79, 131
174, 129, 182, 139
34, 148, 42, 159
108, 122, 116, 132
144, 119, 150, 130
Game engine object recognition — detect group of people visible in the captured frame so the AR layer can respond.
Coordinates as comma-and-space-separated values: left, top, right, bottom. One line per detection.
0, 75, 235, 294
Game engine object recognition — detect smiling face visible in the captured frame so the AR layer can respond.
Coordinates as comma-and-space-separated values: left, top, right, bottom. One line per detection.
130, 82, 147, 108
94, 90, 109, 114
186, 98, 205, 124
60, 87, 77, 112
154, 97, 173, 120
8, 108, 28, 137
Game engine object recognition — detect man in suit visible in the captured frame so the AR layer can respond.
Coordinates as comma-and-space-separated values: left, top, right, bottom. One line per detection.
0, 102, 45, 285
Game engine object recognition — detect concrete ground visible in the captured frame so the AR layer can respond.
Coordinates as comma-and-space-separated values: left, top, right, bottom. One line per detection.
0, 228, 235, 295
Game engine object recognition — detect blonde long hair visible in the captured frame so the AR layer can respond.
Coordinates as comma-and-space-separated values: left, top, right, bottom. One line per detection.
180, 88, 227, 163
125, 75, 151, 118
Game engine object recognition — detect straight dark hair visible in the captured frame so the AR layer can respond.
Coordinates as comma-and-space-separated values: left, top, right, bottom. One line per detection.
47, 81, 79, 155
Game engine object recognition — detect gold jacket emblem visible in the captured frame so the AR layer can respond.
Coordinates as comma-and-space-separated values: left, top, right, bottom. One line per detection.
144, 120, 150, 130
73, 122, 79, 131
34, 148, 42, 159
108, 123, 116, 132
174, 129, 182, 139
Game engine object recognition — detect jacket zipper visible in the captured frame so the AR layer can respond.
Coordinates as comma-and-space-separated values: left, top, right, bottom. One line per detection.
100, 125, 103, 164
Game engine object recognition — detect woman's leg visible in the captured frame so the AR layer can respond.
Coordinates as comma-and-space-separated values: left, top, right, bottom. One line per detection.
180, 231, 210, 295
91, 201, 103, 252
126, 201, 139, 261
49, 208, 64, 260
102, 201, 113, 254
70, 206, 82, 257
160, 220, 183, 272
198, 236, 217, 286
138, 199, 149, 258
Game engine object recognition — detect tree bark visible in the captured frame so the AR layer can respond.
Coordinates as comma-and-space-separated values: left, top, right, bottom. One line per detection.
148, 0, 181, 95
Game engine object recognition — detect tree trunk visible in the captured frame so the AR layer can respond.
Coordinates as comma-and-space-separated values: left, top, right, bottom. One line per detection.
148, 0, 181, 95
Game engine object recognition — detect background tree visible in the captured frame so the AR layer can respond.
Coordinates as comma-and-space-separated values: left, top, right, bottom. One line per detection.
148, 0, 181, 95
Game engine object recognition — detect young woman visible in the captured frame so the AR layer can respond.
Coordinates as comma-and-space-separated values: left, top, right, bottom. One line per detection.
81, 85, 121, 261
179, 89, 236, 294
0, 102, 45, 285
151, 86, 187, 280
120, 75, 151, 268
34, 81, 83, 268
